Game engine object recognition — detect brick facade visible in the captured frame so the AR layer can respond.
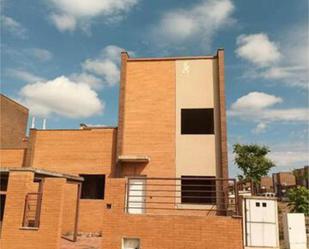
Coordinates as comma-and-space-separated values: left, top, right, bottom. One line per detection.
0, 94, 28, 149
27, 127, 117, 233
102, 179, 243, 249
0, 148, 26, 167
0, 172, 66, 249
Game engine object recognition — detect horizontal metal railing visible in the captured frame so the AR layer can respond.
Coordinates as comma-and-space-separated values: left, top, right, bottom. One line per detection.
125, 177, 240, 216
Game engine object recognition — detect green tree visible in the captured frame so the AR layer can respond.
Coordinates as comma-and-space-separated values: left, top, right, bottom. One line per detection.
287, 186, 309, 215
233, 143, 275, 184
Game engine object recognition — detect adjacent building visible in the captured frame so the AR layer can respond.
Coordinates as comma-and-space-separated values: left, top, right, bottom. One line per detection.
272, 172, 296, 199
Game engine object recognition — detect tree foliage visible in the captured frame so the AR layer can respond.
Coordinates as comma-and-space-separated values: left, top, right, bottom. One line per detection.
233, 143, 275, 183
287, 186, 309, 216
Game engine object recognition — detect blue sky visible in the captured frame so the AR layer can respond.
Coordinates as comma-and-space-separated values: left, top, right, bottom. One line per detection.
1, 0, 308, 176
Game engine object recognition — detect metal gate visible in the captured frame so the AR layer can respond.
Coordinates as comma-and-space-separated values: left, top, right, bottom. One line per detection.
243, 197, 279, 248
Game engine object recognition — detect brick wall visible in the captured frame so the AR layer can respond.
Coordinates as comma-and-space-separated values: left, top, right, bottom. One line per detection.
0, 94, 28, 149
260, 176, 273, 192
0, 149, 26, 167
119, 59, 176, 178
28, 128, 117, 175
26, 128, 117, 232
0, 172, 66, 249
101, 179, 243, 249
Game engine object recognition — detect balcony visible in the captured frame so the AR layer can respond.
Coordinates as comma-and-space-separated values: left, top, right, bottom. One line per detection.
125, 176, 240, 216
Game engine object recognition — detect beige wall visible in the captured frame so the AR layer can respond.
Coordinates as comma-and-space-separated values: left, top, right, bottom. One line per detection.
175, 59, 219, 177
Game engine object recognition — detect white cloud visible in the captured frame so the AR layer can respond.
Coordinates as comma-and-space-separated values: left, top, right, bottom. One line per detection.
152, 0, 235, 48
1, 15, 27, 38
270, 145, 309, 167
26, 48, 53, 62
69, 72, 103, 90
82, 45, 129, 86
47, 0, 139, 32
6, 69, 45, 83
19, 76, 104, 118
231, 92, 282, 110
252, 122, 267, 134
235, 33, 281, 67
50, 13, 76, 32
229, 92, 309, 125
236, 27, 309, 89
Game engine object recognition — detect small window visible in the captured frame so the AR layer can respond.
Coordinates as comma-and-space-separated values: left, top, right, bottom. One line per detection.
80, 175, 105, 199
181, 176, 216, 204
122, 238, 140, 249
256, 202, 260, 207
262, 202, 267, 207
181, 108, 214, 134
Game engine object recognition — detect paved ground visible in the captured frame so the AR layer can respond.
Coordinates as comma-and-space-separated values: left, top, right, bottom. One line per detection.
60, 236, 101, 249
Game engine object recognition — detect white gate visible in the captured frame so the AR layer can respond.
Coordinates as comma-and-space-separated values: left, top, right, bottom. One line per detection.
127, 178, 146, 214
243, 197, 279, 248
283, 213, 307, 249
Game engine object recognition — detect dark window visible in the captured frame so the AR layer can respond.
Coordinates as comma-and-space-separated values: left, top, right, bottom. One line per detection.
80, 175, 105, 199
262, 202, 267, 207
181, 176, 216, 204
256, 202, 260, 207
181, 108, 214, 134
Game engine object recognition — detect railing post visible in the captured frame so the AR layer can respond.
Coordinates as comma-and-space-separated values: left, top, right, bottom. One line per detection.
126, 178, 130, 213
233, 179, 239, 215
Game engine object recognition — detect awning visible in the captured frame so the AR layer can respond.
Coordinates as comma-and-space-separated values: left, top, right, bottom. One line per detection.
118, 155, 150, 163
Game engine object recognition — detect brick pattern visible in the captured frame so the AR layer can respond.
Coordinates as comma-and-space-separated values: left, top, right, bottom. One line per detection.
29, 128, 117, 175
26, 128, 117, 233
260, 176, 273, 192
101, 179, 243, 249
0, 94, 28, 149
0, 172, 66, 249
0, 148, 26, 167
217, 49, 228, 179
120, 60, 176, 178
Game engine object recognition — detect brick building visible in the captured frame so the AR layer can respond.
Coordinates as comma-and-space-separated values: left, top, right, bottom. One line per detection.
293, 166, 309, 188
259, 176, 274, 193
0, 50, 243, 249
272, 172, 296, 199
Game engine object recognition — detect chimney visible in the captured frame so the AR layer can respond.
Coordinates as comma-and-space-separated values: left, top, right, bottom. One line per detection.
42, 118, 47, 130
31, 116, 36, 128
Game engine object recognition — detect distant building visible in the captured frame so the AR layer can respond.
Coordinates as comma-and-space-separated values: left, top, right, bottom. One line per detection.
259, 176, 274, 193
272, 172, 296, 199
293, 166, 309, 188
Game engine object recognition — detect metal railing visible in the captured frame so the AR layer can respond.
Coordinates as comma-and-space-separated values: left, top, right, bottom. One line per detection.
125, 177, 240, 216
22, 192, 42, 228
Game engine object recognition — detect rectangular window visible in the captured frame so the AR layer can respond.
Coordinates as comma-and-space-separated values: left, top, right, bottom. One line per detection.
80, 174, 105, 199
181, 108, 214, 134
122, 238, 140, 249
181, 176, 216, 204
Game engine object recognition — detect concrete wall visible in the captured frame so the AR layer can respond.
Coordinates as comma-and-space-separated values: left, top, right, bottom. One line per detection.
0, 94, 28, 149
0, 172, 65, 249
175, 59, 218, 177
101, 178, 243, 249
